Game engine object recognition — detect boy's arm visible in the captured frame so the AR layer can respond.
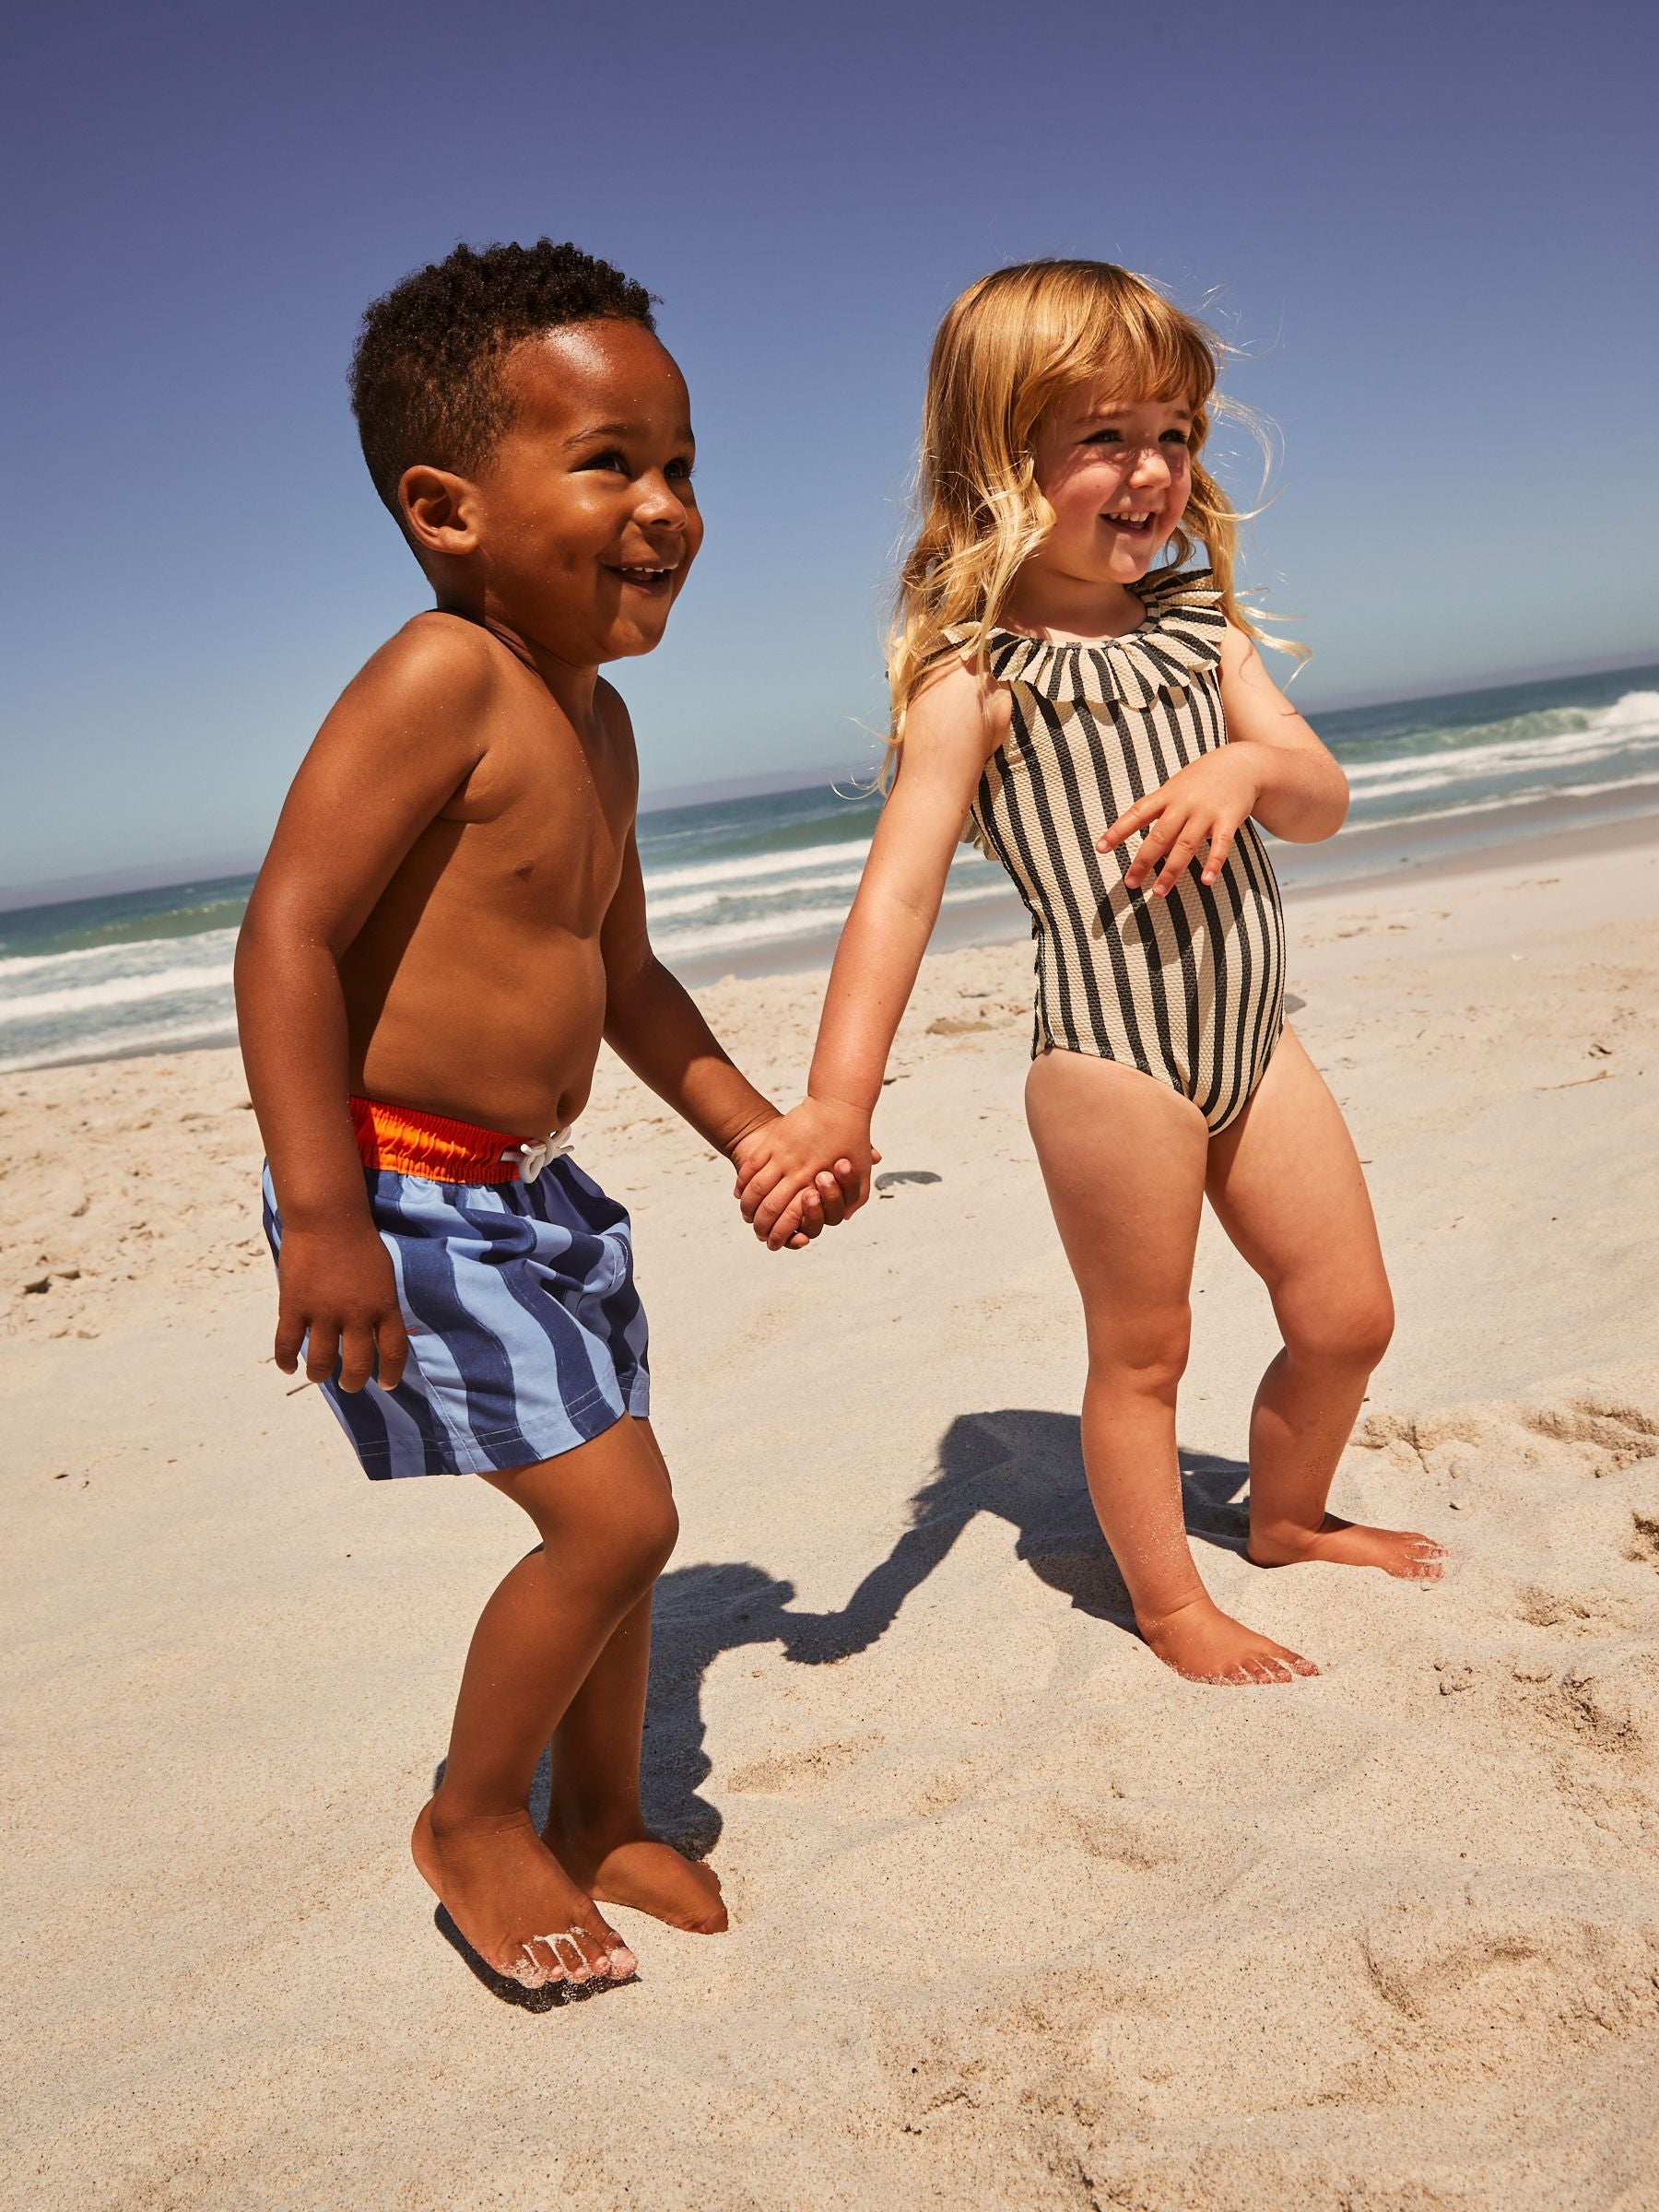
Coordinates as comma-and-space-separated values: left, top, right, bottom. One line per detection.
234, 620, 494, 1388
737, 661, 1001, 1246
599, 818, 856, 1246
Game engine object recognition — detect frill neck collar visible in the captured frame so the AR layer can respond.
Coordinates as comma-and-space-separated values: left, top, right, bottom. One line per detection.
946, 566, 1226, 710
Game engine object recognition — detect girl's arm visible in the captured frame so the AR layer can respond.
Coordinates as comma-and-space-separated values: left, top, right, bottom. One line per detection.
736, 661, 1004, 1247
1098, 621, 1348, 896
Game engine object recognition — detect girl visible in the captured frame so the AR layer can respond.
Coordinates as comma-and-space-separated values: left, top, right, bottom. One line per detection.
736, 259, 1444, 1686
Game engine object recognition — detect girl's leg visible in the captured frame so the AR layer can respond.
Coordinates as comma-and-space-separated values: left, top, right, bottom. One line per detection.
1026, 1049, 1316, 1684
411, 1414, 681, 1987
1205, 1028, 1444, 1579
543, 1418, 728, 1933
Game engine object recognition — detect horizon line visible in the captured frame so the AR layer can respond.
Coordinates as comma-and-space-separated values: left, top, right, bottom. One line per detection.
3, 646, 1653, 916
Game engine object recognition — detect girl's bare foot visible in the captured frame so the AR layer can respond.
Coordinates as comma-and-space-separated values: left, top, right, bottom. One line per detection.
412, 1799, 637, 1990
547, 1817, 728, 1934
1135, 1594, 1319, 1684
1248, 1512, 1447, 1581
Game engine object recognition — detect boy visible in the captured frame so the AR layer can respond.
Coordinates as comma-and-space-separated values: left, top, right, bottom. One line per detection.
235, 241, 855, 1994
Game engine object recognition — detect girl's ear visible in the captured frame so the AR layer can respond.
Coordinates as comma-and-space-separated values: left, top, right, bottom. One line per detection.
399, 466, 481, 559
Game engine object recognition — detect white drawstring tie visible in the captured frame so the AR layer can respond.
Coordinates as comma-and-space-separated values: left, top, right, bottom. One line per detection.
503, 1125, 574, 1182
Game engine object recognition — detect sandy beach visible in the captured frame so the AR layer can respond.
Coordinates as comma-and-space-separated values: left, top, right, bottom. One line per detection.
6, 815, 1658, 2211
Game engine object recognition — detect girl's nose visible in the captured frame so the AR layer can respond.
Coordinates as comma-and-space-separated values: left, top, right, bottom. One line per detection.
1130, 444, 1171, 488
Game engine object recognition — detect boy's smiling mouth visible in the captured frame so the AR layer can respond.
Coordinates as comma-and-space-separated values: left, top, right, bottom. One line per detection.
609, 561, 678, 595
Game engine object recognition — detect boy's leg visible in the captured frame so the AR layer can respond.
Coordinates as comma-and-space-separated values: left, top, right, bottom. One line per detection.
413, 1415, 680, 1988
542, 1419, 727, 1933
1025, 1049, 1316, 1684
1205, 1028, 1444, 1580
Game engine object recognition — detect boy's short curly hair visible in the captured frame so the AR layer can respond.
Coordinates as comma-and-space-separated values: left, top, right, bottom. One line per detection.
349, 239, 658, 519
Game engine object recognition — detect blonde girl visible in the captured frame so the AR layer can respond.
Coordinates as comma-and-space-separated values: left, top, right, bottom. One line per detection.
736, 259, 1443, 1685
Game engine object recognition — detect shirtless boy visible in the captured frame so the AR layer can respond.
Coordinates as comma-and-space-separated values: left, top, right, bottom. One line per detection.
235, 241, 855, 1994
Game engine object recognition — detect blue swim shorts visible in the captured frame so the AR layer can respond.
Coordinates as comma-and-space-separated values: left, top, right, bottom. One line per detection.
261, 1152, 650, 1480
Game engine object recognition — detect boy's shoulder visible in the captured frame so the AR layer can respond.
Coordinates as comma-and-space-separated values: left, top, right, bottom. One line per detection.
358, 610, 512, 712
318, 614, 521, 778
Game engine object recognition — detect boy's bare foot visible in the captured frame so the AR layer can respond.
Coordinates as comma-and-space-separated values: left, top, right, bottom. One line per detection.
1248, 1513, 1447, 1581
1136, 1594, 1319, 1684
547, 1818, 728, 1935
412, 1799, 637, 1990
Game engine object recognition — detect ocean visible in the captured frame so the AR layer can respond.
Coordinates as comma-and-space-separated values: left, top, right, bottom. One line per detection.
3, 661, 1656, 1077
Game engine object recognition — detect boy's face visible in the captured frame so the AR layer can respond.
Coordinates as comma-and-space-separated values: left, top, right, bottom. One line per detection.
466, 320, 701, 665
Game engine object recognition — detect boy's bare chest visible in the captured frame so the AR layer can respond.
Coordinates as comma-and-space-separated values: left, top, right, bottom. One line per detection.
430, 715, 632, 930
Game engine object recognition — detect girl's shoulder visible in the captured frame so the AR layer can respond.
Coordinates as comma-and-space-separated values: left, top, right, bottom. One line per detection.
907, 646, 1012, 755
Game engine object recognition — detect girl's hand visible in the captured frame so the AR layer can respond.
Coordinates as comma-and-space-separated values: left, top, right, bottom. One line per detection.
735, 1098, 878, 1250
1097, 747, 1264, 897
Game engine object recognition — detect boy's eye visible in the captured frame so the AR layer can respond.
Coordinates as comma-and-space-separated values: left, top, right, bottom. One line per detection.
582, 449, 630, 474
666, 456, 695, 480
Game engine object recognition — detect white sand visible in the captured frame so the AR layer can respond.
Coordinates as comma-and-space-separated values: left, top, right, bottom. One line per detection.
5, 823, 1658, 2210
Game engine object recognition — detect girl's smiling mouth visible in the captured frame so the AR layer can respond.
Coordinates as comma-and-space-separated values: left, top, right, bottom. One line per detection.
1102, 509, 1158, 535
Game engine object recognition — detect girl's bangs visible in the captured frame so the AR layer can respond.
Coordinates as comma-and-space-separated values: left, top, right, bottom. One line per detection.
1072, 302, 1216, 413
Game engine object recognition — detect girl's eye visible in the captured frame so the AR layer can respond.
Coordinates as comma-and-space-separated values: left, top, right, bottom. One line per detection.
1085, 429, 1123, 445
1162, 429, 1191, 447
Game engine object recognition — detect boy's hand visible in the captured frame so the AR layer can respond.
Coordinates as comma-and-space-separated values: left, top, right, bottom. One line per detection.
729, 1120, 865, 1252
275, 1225, 408, 1394
735, 1098, 877, 1251
1097, 747, 1264, 898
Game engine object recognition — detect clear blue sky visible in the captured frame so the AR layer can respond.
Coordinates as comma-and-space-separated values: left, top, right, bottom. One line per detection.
5, 0, 1655, 891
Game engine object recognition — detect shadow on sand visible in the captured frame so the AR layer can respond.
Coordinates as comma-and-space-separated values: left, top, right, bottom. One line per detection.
639, 1408, 1250, 1857
429, 1409, 1246, 2002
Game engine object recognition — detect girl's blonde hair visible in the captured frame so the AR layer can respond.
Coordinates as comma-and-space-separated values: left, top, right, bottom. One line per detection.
887, 258, 1299, 774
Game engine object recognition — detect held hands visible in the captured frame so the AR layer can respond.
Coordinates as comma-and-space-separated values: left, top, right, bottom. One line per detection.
275, 1223, 408, 1394
1097, 747, 1264, 897
734, 1096, 879, 1252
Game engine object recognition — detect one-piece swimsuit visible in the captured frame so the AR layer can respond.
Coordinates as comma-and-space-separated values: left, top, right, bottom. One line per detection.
954, 564, 1284, 1133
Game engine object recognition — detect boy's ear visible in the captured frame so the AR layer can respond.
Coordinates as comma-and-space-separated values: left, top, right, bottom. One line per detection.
398, 465, 482, 559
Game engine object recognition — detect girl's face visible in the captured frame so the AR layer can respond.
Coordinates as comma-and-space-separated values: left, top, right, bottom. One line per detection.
1028, 381, 1194, 588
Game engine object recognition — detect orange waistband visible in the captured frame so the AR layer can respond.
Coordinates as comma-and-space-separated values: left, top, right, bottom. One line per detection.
349, 1096, 529, 1184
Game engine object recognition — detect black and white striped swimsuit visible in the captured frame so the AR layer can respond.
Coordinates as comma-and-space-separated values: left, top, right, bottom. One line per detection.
957, 566, 1284, 1133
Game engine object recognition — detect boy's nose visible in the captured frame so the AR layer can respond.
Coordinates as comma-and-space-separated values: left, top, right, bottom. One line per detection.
636, 475, 690, 525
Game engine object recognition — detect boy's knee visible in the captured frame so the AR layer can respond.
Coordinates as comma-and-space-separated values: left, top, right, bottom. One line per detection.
636, 1488, 680, 1578
593, 1466, 679, 1592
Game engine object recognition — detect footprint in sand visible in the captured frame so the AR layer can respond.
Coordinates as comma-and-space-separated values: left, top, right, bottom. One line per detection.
1513, 1584, 1637, 1634
726, 1734, 884, 1797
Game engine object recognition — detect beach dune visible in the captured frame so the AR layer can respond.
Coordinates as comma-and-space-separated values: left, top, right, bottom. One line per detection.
5, 820, 1658, 2210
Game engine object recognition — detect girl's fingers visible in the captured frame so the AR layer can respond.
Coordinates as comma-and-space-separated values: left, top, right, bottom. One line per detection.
1097, 794, 1163, 853
733, 1148, 770, 1199
738, 1159, 787, 1222
1123, 809, 1187, 889
1201, 824, 1235, 885
1152, 828, 1207, 897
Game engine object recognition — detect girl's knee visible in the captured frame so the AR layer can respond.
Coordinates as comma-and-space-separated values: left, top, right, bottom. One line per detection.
1087, 1307, 1192, 1400
1285, 1283, 1394, 1371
